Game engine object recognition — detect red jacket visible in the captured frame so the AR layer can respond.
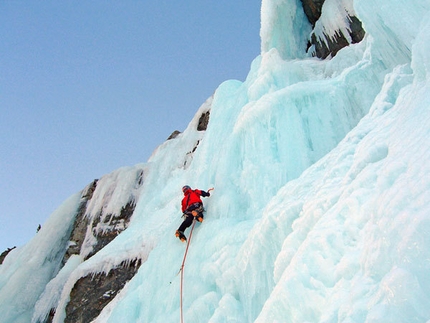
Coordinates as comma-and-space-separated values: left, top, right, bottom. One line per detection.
181, 189, 209, 212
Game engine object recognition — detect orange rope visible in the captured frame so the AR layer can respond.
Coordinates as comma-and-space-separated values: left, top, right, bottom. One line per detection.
179, 219, 196, 323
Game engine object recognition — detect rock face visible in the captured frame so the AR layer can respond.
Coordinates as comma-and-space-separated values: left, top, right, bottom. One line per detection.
61, 180, 98, 265
301, 0, 325, 26
197, 110, 210, 131
167, 130, 181, 140
300, 0, 365, 58
39, 171, 144, 323
65, 259, 141, 323
0, 247, 16, 265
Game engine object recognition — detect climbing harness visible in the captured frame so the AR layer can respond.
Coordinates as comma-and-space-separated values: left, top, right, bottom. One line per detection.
178, 219, 196, 323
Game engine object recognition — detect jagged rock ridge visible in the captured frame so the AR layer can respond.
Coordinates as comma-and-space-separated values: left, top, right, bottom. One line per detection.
36, 169, 144, 323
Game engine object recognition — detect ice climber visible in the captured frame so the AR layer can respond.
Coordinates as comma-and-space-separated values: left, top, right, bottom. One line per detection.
175, 185, 213, 242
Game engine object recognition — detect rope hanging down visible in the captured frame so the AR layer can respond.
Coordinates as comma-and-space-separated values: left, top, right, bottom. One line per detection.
179, 219, 197, 323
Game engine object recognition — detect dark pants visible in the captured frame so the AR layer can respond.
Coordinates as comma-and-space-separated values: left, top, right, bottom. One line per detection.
178, 203, 203, 232
178, 215, 194, 232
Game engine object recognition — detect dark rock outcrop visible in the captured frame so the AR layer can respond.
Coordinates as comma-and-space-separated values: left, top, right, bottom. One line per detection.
0, 246, 16, 265
63, 180, 137, 263
62, 179, 98, 265
301, 0, 325, 25
65, 259, 142, 323
300, 0, 365, 58
167, 130, 181, 140
59, 181, 140, 322
40, 176, 142, 323
197, 110, 210, 131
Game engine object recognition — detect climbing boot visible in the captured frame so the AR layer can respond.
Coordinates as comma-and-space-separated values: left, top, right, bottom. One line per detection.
175, 230, 187, 242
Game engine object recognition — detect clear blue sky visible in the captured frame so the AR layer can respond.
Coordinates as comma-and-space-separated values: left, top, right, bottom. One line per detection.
0, 1, 261, 251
